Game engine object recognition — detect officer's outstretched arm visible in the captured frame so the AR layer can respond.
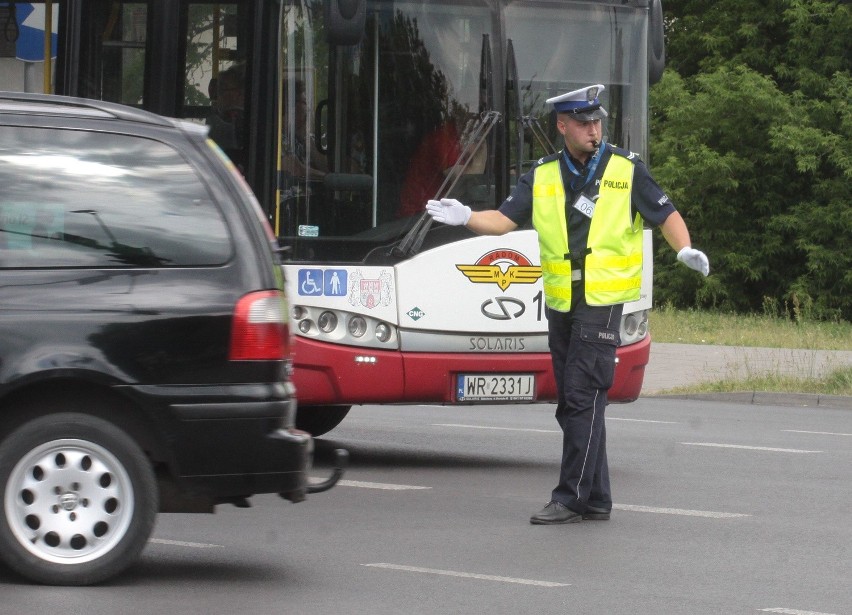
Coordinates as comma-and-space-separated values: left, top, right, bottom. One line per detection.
426, 198, 517, 236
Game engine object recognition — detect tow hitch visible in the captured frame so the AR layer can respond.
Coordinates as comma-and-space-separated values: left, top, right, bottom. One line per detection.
307, 448, 348, 494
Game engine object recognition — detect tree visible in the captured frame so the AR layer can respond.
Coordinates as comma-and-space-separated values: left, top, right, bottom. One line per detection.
650, 0, 850, 320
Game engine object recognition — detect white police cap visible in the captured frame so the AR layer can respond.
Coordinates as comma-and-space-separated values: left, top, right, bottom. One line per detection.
546, 84, 608, 121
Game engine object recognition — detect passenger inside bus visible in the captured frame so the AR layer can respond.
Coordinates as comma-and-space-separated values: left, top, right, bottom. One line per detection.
399, 113, 488, 218
206, 64, 246, 170
399, 119, 461, 218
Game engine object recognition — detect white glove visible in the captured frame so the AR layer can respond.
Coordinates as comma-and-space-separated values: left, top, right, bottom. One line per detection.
677, 246, 710, 277
425, 198, 471, 226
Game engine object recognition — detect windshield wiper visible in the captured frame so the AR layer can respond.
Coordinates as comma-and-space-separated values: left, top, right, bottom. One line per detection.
392, 109, 501, 259
522, 114, 554, 156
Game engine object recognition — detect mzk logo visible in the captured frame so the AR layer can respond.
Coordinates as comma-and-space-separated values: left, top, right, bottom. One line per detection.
456, 249, 542, 291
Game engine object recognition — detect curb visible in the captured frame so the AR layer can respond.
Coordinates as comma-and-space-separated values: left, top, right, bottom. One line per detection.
643, 392, 852, 410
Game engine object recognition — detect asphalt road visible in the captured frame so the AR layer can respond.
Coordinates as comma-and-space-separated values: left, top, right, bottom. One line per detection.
3, 399, 850, 615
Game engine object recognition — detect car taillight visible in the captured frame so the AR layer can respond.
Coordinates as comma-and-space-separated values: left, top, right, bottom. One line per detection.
229, 290, 291, 360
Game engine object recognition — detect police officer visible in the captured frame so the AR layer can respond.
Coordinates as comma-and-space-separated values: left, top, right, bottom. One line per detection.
425, 84, 709, 525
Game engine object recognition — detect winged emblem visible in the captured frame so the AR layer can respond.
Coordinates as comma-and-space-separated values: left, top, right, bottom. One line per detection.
456, 265, 542, 291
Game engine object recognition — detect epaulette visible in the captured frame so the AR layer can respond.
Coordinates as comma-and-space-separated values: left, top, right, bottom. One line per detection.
608, 144, 642, 163
532, 151, 562, 169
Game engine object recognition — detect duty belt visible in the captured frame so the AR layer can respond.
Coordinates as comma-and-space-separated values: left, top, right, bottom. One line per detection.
564, 248, 590, 283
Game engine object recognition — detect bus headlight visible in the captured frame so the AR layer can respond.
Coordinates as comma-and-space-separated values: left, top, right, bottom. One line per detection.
348, 316, 367, 337
623, 313, 640, 336
290, 305, 399, 349
375, 322, 391, 343
620, 309, 649, 345
318, 310, 338, 333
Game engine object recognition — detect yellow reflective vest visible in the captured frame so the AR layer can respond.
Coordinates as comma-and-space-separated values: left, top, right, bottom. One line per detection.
532, 153, 643, 311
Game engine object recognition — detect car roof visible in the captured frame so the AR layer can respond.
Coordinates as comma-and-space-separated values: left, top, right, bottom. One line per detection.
0, 91, 207, 137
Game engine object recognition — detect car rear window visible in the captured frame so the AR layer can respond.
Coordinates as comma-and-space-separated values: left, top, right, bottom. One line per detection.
0, 125, 232, 267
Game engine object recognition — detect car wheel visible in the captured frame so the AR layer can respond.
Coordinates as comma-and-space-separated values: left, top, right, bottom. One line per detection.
0, 412, 158, 586
295, 405, 351, 436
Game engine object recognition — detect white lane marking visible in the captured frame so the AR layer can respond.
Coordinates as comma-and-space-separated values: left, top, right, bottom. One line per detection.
309, 477, 430, 490
433, 423, 560, 434
759, 608, 839, 615
362, 563, 569, 587
682, 442, 822, 453
434, 419, 677, 432
782, 430, 852, 437
149, 538, 224, 548
613, 504, 749, 518
607, 417, 679, 424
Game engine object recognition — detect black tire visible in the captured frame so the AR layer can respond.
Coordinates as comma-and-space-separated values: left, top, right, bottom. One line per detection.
0, 412, 158, 586
295, 405, 351, 436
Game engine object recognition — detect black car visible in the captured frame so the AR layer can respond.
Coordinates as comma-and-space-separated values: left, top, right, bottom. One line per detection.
0, 92, 343, 586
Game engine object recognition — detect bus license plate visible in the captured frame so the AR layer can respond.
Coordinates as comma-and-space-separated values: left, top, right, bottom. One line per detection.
456, 374, 535, 402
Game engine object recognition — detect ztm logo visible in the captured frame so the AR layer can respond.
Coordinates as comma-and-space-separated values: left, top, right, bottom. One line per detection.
456, 249, 542, 291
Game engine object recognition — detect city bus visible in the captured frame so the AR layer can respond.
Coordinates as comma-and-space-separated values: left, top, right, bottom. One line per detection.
3, 0, 665, 435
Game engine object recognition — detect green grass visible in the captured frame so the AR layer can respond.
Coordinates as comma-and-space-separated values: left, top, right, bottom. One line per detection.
650, 305, 851, 350
661, 366, 852, 397
649, 306, 852, 397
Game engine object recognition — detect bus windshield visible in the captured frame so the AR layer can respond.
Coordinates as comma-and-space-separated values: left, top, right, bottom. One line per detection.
277, 0, 651, 265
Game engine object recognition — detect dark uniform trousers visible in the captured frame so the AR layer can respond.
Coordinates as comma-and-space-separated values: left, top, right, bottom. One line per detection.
546, 294, 623, 513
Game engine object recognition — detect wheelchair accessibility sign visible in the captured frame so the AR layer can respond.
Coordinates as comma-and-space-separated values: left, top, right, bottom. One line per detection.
297, 269, 347, 297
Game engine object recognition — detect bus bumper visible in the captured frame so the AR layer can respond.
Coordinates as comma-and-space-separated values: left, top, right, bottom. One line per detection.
292, 334, 650, 405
